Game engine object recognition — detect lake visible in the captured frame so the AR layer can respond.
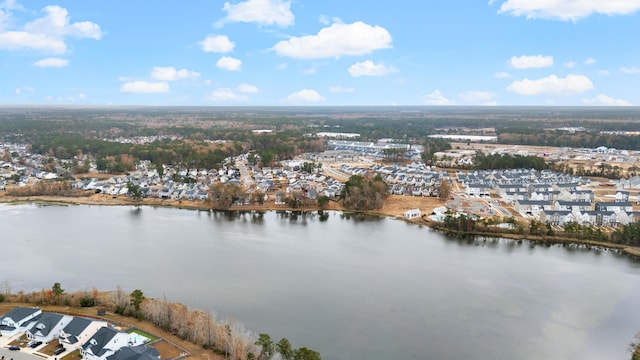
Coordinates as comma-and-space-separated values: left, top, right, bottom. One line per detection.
1, 203, 639, 360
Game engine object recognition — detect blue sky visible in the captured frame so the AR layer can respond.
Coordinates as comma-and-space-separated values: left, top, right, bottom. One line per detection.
1, 0, 639, 106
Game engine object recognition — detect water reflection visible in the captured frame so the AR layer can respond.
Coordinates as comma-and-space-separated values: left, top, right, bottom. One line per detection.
441, 234, 640, 265
2, 204, 639, 360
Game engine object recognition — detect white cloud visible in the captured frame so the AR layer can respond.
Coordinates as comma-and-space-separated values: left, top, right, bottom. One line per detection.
0, 5, 102, 53
34, 57, 68, 67
272, 21, 392, 59
564, 61, 576, 68
0, 31, 67, 53
497, 0, 640, 21
209, 88, 248, 101
151, 66, 200, 81
598, 70, 610, 76
200, 35, 235, 53
620, 67, 640, 74
483, 101, 498, 106
303, 67, 317, 75
507, 74, 594, 95
284, 89, 325, 103
24, 6, 102, 39
348, 60, 398, 77
237, 83, 260, 93
276, 62, 288, 70
584, 57, 596, 65
420, 90, 452, 105
78, 93, 87, 99
583, 94, 632, 106
510, 55, 553, 69
459, 90, 498, 102
219, 0, 294, 27
120, 81, 170, 94
15, 86, 35, 94
495, 71, 511, 78
329, 86, 355, 93
216, 56, 242, 71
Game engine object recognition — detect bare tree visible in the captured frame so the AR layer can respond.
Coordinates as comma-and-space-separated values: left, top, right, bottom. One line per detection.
1, 280, 12, 296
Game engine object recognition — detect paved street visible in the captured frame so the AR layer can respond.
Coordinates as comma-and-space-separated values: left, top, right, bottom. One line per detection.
0, 349, 42, 360
236, 160, 254, 189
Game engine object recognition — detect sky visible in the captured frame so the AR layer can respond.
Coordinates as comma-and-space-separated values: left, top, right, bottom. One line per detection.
1, 0, 639, 106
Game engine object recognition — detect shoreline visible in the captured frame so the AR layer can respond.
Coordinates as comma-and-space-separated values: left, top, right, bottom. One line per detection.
2, 193, 640, 259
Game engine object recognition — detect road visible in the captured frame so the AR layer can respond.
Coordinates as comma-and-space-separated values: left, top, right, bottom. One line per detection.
0, 349, 42, 360
236, 160, 254, 189
321, 164, 349, 182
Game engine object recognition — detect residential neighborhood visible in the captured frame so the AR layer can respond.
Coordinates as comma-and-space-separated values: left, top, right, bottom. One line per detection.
0, 306, 175, 360
4, 140, 640, 230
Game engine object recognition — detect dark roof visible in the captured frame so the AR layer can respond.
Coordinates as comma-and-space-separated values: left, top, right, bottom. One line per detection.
83, 326, 119, 355
28, 312, 63, 337
596, 201, 632, 207
516, 200, 552, 205
542, 210, 571, 216
106, 345, 160, 360
63, 317, 92, 337
556, 200, 592, 206
0, 307, 40, 324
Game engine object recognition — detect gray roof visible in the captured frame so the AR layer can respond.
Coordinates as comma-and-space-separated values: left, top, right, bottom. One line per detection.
28, 312, 63, 337
0, 307, 40, 325
106, 345, 160, 360
542, 210, 571, 216
83, 326, 119, 356
63, 317, 92, 337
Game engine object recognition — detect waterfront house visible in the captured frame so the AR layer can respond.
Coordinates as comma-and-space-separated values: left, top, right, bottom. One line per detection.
26, 312, 73, 344
405, 208, 421, 219
59, 317, 109, 350
0, 306, 42, 336
515, 200, 552, 217
81, 326, 129, 360
539, 210, 573, 226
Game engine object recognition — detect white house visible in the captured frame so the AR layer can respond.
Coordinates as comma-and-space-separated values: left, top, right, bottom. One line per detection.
81, 326, 130, 360
59, 317, 109, 350
539, 210, 574, 226
515, 200, 552, 217
404, 208, 421, 219
615, 191, 630, 203
595, 202, 633, 214
0, 307, 42, 336
27, 312, 73, 344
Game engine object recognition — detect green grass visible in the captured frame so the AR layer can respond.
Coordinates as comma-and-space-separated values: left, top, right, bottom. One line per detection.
128, 328, 159, 341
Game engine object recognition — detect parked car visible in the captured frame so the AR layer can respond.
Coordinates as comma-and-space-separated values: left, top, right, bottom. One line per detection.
30, 341, 43, 348
9, 345, 20, 350
54, 347, 66, 355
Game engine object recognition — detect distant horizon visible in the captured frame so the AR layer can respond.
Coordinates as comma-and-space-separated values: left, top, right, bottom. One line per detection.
1, 1, 639, 107
1, 104, 640, 109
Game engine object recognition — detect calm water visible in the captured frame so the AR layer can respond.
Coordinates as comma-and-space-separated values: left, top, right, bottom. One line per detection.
1, 203, 640, 360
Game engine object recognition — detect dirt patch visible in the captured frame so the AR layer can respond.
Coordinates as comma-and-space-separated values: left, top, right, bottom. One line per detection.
378, 195, 445, 217
152, 339, 185, 359
39, 340, 64, 356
